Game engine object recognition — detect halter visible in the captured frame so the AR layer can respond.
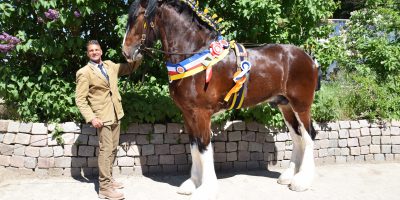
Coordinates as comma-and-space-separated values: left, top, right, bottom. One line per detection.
138, 18, 155, 52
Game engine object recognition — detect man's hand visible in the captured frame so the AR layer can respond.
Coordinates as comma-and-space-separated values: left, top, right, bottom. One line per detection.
91, 118, 103, 128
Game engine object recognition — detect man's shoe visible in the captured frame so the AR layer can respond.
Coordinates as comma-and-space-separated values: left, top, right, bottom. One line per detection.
111, 179, 124, 189
98, 188, 124, 200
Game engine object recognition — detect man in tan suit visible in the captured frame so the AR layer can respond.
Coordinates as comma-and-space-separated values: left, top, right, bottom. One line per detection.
75, 40, 140, 200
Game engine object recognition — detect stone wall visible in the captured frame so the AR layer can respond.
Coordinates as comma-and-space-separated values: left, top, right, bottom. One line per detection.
0, 119, 399, 177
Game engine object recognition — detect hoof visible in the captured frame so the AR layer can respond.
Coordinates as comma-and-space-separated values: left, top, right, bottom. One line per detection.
277, 177, 292, 185
277, 169, 295, 185
289, 172, 313, 192
190, 183, 218, 200
177, 179, 197, 195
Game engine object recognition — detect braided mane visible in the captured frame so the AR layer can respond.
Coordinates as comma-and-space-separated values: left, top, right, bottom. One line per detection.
127, 0, 222, 33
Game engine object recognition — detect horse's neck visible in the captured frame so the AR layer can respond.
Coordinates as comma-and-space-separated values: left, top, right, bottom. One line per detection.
158, 6, 217, 63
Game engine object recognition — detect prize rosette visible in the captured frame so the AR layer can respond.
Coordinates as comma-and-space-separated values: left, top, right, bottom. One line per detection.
210, 41, 223, 56
240, 60, 251, 72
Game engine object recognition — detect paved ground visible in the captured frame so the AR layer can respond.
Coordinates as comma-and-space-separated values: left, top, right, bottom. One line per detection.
1, 162, 400, 200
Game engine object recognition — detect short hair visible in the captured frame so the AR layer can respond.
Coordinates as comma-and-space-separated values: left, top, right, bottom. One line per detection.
86, 40, 101, 48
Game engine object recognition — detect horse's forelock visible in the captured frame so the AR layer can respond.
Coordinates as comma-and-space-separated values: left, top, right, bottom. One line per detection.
127, 0, 159, 27
127, 0, 141, 27
144, 0, 158, 22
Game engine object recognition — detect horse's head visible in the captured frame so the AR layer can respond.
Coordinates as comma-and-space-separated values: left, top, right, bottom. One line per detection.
122, 0, 160, 63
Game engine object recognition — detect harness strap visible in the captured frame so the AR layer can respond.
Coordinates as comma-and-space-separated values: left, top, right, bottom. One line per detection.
224, 42, 251, 110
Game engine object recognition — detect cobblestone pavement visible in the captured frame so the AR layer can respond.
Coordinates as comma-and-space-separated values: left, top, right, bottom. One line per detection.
1, 162, 399, 200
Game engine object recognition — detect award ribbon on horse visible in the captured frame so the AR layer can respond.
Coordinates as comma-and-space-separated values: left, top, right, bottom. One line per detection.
224, 42, 251, 109
166, 37, 230, 83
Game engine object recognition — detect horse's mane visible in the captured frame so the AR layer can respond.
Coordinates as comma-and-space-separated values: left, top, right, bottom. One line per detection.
128, 0, 219, 34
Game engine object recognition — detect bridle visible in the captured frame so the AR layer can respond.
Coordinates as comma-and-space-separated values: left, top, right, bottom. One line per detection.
138, 18, 213, 57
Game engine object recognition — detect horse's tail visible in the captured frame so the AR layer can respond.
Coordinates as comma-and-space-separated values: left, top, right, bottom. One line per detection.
314, 58, 322, 91
310, 121, 317, 140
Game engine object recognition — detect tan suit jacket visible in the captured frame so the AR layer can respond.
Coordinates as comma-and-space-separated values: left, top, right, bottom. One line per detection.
75, 60, 139, 125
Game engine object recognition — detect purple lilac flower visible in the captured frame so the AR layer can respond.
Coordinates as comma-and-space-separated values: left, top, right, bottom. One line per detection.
9, 37, 21, 45
74, 10, 81, 18
1, 32, 12, 41
0, 44, 13, 53
0, 33, 21, 44
45, 9, 59, 20
0, 32, 21, 53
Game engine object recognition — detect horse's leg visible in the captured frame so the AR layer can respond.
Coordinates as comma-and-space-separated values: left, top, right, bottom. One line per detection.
178, 110, 218, 200
191, 141, 218, 200
177, 142, 202, 195
277, 105, 303, 185
290, 110, 315, 191
178, 120, 202, 195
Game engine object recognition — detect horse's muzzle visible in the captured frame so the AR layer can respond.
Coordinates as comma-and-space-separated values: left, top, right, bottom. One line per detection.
123, 47, 143, 63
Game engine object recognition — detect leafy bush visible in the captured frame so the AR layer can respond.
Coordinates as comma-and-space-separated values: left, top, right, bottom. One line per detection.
0, 0, 129, 123
209, 0, 338, 45
312, 81, 340, 122
343, 1, 400, 80
311, 0, 400, 121
120, 75, 182, 128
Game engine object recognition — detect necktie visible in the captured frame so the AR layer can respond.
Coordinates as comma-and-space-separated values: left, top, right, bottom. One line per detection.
97, 63, 109, 81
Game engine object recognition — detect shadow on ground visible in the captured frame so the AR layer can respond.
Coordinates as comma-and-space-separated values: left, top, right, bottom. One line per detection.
143, 168, 281, 187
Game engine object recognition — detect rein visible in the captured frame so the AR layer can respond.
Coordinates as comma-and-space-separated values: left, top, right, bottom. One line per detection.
141, 44, 267, 57
142, 46, 212, 56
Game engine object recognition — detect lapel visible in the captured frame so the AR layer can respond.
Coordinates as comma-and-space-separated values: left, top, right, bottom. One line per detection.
103, 61, 115, 87
88, 62, 109, 86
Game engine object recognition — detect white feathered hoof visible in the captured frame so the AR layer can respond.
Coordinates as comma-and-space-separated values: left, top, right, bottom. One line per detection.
289, 171, 313, 192
277, 168, 295, 185
190, 182, 218, 200
177, 179, 197, 195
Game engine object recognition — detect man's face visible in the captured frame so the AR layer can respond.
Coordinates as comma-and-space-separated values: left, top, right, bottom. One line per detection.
87, 44, 102, 63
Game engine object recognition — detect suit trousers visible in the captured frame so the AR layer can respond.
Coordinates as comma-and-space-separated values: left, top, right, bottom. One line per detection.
98, 120, 120, 190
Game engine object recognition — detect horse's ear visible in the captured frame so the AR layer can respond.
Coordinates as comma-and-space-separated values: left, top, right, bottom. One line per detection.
144, 0, 158, 20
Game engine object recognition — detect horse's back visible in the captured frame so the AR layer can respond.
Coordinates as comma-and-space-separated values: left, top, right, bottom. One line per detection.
250, 43, 317, 84
240, 44, 318, 108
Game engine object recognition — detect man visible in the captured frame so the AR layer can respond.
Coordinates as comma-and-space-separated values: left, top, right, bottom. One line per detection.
75, 40, 140, 200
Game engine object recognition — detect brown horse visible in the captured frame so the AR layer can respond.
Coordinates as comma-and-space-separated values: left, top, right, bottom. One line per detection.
122, 0, 319, 199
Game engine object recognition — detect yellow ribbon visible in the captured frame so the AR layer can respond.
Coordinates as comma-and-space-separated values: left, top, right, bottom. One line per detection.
224, 75, 246, 102
169, 65, 207, 81
169, 48, 230, 81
